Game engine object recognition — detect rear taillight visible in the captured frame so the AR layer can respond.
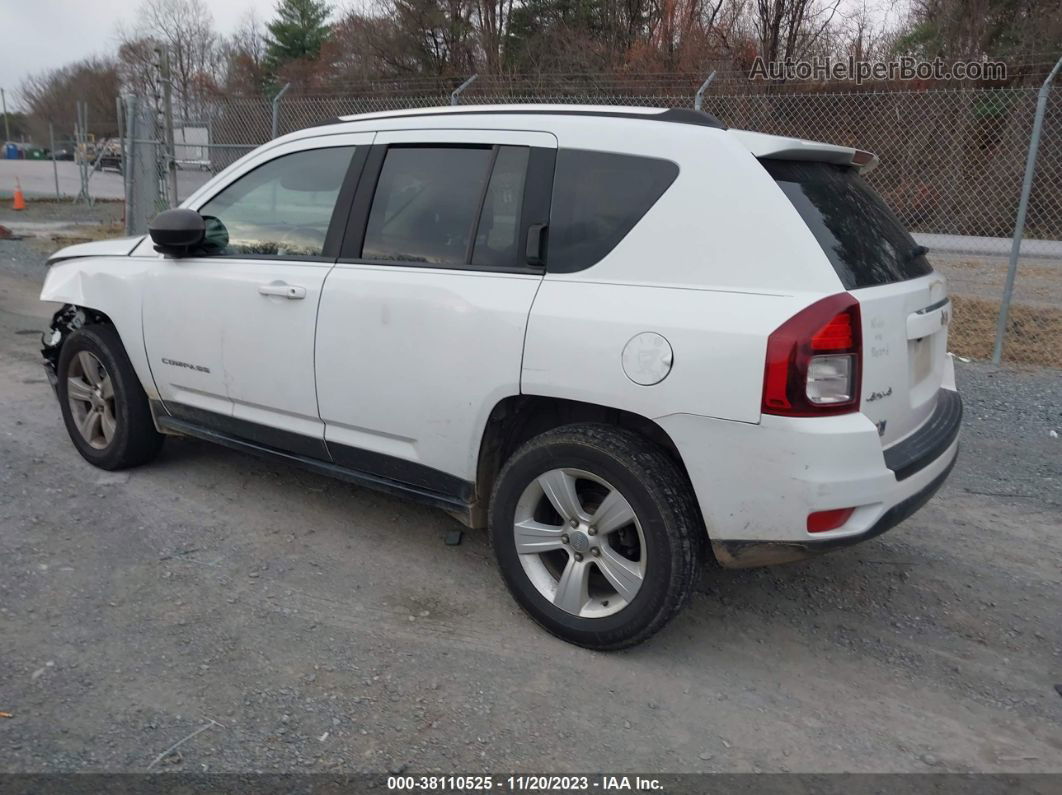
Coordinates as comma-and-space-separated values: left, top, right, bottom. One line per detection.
762, 293, 861, 417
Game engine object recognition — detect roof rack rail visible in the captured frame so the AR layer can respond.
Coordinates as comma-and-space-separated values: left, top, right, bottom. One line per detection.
323, 105, 726, 130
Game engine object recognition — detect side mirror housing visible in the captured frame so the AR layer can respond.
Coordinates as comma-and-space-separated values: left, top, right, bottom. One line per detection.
149, 209, 205, 256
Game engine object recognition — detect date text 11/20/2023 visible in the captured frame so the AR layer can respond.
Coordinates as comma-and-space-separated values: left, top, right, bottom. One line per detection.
387, 774, 665, 791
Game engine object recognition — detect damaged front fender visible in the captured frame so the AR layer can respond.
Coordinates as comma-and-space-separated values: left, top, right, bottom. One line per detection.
41, 305, 112, 390
40, 254, 161, 401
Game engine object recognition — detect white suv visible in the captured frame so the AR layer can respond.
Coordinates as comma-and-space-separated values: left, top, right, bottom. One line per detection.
40, 105, 961, 649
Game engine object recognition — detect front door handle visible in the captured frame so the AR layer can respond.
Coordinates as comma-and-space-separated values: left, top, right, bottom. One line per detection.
258, 282, 306, 300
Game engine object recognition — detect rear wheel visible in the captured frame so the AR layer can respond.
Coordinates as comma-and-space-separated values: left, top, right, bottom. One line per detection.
489, 424, 702, 650
57, 325, 164, 470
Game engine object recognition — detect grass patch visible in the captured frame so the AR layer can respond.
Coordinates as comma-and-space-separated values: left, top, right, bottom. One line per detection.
950, 295, 1062, 367
49, 224, 125, 245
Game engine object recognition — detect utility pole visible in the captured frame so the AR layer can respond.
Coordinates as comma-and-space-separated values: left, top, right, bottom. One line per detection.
1, 88, 11, 144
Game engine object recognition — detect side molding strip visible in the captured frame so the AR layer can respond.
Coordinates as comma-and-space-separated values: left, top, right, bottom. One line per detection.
151, 401, 474, 520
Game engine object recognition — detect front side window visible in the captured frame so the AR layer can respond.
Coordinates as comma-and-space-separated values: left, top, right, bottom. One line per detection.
547, 149, 679, 272
197, 146, 355, 258
362, 146, 496, 266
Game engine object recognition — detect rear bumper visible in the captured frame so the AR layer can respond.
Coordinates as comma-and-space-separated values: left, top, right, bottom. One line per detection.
656, 388, 962, 568
710, 448, 957, 567
883, 388, 962, 481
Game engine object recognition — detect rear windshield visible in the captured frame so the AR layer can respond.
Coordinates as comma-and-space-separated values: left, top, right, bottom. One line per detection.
762, 159, 932, 289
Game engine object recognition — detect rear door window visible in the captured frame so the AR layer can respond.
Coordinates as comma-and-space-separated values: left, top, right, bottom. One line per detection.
762, 159, 932, 289
362, 146, 498, 266
471, 146, 530, 268
548, 149, 679, 273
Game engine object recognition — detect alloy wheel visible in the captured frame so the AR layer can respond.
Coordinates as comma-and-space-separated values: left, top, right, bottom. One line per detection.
513, 468, 646, 618
67, 351, 117, 450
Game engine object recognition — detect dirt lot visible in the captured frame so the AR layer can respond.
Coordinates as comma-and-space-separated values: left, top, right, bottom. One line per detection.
1, 237, 1060, 775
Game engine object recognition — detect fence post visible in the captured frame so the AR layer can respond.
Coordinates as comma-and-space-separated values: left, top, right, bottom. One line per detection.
694, 71, 716, 112
123, 96, 136, 235
49, 123, 60, 201
271, 83, 291, 139
1, 88, 10, 144
451, 74, 478, 106
74, 101, 92, 205
156, 46, 179, 208
992, 55, 1062, 364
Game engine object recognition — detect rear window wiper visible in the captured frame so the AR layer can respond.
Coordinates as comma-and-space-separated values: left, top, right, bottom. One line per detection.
907, 244, 930, 261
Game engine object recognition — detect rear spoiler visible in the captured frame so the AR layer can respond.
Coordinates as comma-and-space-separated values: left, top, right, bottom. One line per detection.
728, 129, 879, 174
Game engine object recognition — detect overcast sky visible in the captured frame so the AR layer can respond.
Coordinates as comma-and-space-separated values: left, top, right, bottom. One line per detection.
0, 0, 281, 110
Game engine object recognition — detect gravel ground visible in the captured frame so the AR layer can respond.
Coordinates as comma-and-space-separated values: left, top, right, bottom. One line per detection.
1, 242, 1060, 775
953, 361, 1062, 506
0, 239, 58, 281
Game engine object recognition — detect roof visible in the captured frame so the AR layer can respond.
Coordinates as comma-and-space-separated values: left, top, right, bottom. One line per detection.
334, 104, 727, 130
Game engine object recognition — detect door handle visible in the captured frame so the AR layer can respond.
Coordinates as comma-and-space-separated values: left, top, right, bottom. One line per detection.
258, 282, 306, 300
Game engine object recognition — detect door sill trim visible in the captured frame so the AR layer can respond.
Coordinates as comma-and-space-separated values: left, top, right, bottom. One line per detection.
151, 402, 473, 521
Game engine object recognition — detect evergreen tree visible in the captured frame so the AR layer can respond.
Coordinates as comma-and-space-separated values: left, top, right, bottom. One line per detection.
265, 0, 332, 74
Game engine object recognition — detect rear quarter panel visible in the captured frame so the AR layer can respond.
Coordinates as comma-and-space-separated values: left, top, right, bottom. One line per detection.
523, 120, 845, 424
522, 282, 814, 423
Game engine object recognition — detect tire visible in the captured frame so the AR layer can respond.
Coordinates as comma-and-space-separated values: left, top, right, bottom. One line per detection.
56, 324, 164, 470
489, 424, 703, 650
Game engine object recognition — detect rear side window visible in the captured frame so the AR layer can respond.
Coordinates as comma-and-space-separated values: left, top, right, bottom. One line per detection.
762, 160, 932, 289
548, 149, 679, 273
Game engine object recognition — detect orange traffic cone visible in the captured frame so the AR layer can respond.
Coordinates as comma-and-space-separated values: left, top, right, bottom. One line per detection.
12, 178, 26, 211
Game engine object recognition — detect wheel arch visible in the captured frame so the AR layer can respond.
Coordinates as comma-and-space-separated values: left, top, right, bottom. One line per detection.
43, 303, 115, 379
471, 394, 701, 531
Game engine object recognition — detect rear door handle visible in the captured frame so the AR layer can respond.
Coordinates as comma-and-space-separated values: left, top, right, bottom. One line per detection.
258, 282, 306, 300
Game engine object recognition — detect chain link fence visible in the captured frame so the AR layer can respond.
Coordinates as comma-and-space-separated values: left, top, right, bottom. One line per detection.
120, 75, 1062, 367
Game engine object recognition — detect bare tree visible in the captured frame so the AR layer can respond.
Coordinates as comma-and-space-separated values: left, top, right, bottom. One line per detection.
217, 10, 269, 93
833, 0, 891, 61
894, 0, 1062, 61
472, 0, 516, 73
19, 57, 121, 143
751, 0, 842, 63
118, 0, 219, 117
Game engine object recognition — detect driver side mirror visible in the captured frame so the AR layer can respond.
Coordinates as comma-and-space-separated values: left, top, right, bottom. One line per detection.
149, 209, 205, 256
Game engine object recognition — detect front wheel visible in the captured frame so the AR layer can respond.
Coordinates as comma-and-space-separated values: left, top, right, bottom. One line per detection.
489, 424, 703, 650
56, 324, 164, 470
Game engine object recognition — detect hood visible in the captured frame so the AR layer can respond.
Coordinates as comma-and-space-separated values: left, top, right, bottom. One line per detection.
47, 235, 146, 265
